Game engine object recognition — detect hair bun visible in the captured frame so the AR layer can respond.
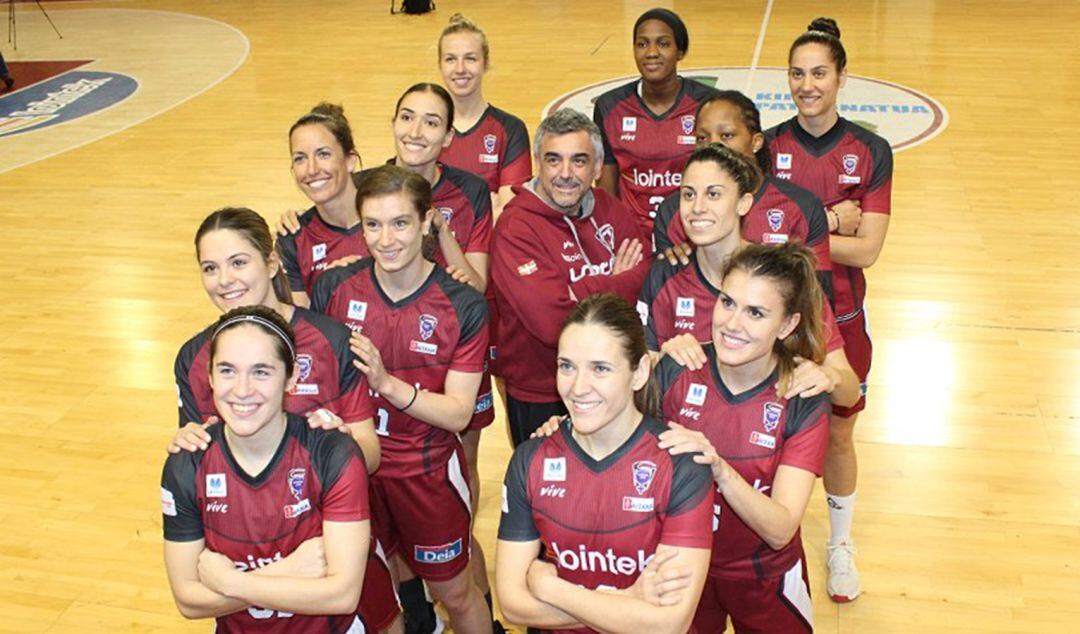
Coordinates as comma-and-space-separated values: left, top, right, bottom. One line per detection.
448, 12, 472, 27
808, 17, 840, 39
310, 101, 345, 119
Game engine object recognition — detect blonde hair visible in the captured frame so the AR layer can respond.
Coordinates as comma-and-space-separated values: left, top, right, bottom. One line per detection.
438, 13, 490, 66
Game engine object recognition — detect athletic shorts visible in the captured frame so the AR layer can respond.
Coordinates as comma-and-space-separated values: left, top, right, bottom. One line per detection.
370, 447, 472, 582
505, 394, 567, 448
693, 558, 814, 633
359, 539, 401, 631
832, 308, 872, 418
465, 368, 495, 432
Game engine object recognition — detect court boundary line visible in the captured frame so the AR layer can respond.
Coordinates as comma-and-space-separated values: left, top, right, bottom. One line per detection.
744, 0, 775, 93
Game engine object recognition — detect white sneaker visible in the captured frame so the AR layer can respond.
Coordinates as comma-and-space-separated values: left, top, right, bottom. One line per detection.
826, 538, 861, 602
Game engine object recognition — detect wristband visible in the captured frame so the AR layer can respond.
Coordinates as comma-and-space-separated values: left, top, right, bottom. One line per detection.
397, 384, 419, 412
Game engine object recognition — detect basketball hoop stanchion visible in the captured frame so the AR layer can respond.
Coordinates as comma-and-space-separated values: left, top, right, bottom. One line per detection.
7, 0, 64, 51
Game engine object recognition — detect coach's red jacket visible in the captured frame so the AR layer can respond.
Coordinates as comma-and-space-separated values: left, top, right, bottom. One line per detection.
492, 183, 652, 402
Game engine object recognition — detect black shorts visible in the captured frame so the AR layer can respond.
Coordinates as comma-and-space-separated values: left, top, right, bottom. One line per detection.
505, 395, 567, 447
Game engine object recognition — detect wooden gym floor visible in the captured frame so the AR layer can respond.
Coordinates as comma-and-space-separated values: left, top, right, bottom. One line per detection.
0, 0, 1077, 631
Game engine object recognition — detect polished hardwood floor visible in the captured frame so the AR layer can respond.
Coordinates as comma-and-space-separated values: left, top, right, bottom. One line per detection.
1, 0, 1078, 631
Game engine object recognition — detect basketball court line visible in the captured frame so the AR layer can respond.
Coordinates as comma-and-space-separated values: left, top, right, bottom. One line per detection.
745, 0, 775, 93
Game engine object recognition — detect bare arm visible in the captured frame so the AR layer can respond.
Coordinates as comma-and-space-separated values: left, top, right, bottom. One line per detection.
164, 539, 249, 619
529, 546, 710, 634
828, 212, 890, 269
345, 418, 380, 473
494, 539, 582, 630
291, 291, 311, 309
434, 213, 487, 291
493, 186, 515, 221
199, 520, 368, 616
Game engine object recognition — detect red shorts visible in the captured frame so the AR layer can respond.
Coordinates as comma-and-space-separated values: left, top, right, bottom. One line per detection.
832, 308, 872, 418
693, 558, 814, 633
370, 447, 473, 582
359, 538, 401, 631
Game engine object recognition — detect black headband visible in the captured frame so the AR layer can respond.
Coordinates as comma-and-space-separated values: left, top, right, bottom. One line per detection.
634, 8, 689, 54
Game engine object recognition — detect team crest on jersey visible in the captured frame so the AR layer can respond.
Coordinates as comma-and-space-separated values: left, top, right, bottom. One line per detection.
483, 133, 497, 154
686, 383, 707, 406
596, 223, 615, 252
681, 115, 695, 135
288, 468, 306, 501
776, 153, 793, 170
766, 209, 785, 232
763, 402, 783, 433
632, 461, 658, 495
438, 207, 454, 224
296, 354, 313, 382
842, 154, 859, 175
419, 314, 439, 341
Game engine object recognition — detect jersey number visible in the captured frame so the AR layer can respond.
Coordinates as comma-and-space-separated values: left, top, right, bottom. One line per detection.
712, 503, 722, 532
375, 408, 390, 437
248, 607, 293, 619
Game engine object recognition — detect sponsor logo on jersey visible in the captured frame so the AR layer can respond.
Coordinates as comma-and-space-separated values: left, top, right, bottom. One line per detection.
489, 345, 497, 360
552, 542, 652, 575
677, 135, 696, 145
676, 297, 695, 317
678, 406, 701, 421
752, 478, 771, 494
419, 314, 439, 341
562, 240, 575, 250
632, 460, 657, 495
674, 319, 695, 331
206, 473, 227, 498
347, 300, 368, 321
631, 168, 681, 188
749, 431, 776, 449
517, 260, 538, 276
474, 391, 493, 414
569, 260, 613, 283
685, 383, 707, 406
543, 457, 566, 481
235, 551, 285, 572
776, 153, 793, 170
561, 251, 583, 263
622, 496, 654, 512
415, 538, 463, 563
540, 484, 566, 498
635, 300, 649, 325
620, 132, 636, 142
681, 115, 695, 135
839, 174, 862, 185
763, 402, 783, 433
205, 501, 228, 514
283, 498, 311, 519
291, 384, 319, 396
766, 209, 785, 232
409, 340, 438, 356
288, 468, 306, 501
161, 487, 177, 516
546, 68, 950, 153
483, 133, 497, 154
479, 153, 499, 163
842, 153, 859, 175
0, 71, 138, 139
762, 233, 789, 244
312, 243, 327, 262
775, 172, 792, 180
622, 116, 637, 132
596, 223, 615, 252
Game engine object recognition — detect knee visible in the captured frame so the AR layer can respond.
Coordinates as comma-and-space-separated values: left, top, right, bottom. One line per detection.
430, 573, 478, 612
829, 415, 857, 447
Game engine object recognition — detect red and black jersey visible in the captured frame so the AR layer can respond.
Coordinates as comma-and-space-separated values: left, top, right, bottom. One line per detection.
637, 254, 844, 353
276, 172, 369, 297
439, 104, 532, 194
491, 185, 652, 402
593, 78, 720, 232
499, 416, 713, 633
654, 348, 830, 580
161, 415, 370, 633
310, 260, 488, 478
653, 174, 834, 302
766, 117, 893, 319
174, 307, 375, 426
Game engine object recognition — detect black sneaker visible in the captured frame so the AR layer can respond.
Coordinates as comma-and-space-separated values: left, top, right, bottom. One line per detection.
1, 75, 13, 92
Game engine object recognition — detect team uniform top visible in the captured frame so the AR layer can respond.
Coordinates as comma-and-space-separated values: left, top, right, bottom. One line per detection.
499, 416, 713, 634
593, 77, 720, 231
439, 104, 532, 194
174, 306, 375, 426
637, 253, 844, 354
310, 260, 488, 478
491, 185, 652, 402
655, 347, 830, 579
161, 415, 370, 633
277, 172, 370, 297
652, 174, 835, 301
766, 117, 893, 319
